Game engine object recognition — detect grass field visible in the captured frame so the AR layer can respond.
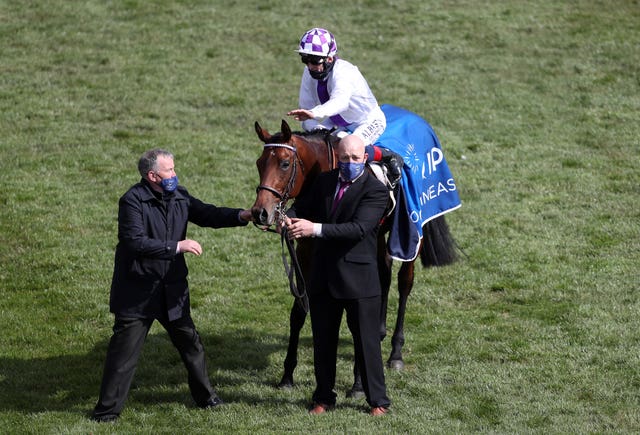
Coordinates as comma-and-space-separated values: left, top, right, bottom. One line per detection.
1, 0, 639, 433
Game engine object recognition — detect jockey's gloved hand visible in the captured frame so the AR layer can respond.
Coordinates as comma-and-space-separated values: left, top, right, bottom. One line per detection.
365, 145, 404, 188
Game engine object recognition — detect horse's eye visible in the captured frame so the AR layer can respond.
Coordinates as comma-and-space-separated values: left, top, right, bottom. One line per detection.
280, 160, 291, 170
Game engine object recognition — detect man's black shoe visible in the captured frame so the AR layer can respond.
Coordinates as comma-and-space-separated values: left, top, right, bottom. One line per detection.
200, 395, 224, 409
379, 147, 404, 189
91, 413, 119, 423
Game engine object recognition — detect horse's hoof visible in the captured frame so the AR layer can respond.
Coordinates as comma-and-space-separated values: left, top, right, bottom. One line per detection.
276, 376, 294, 390
346, 387, 365, 399
387, 359, 405, 371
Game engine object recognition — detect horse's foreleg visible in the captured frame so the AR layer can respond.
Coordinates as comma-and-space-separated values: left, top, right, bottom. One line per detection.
346, 361, 365, 399
278, 301, 307, 389
388, 260, 415, 370
278, 239, 312, 389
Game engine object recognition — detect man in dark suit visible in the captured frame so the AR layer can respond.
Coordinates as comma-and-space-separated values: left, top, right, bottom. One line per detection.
91, 149, 252, 422
284, 135, 391, 416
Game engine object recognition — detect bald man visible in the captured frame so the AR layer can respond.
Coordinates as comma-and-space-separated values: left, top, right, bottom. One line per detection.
284, 138, 391, 416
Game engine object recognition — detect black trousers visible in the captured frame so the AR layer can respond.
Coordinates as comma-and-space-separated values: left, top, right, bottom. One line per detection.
92, 315, 215, 418
309, 293, 391, 409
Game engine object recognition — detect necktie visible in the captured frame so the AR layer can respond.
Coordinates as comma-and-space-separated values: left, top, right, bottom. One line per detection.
331, 180, 350, 214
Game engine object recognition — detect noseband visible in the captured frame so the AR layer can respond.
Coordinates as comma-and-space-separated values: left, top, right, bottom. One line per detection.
256, 143, 303, 204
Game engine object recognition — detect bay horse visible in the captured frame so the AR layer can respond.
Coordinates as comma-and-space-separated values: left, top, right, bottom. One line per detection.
251, 119, 457, 394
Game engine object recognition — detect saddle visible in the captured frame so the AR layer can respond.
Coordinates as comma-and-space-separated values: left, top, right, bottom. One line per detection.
368, 162, 397, 219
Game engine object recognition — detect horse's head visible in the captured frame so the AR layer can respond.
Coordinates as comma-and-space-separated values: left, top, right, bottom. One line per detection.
252, 120, 305, 228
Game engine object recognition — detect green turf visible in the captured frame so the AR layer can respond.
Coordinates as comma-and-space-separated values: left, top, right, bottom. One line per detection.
1, 0, 638, 433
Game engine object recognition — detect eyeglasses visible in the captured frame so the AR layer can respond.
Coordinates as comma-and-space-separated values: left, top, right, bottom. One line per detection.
300, 54, 326, 65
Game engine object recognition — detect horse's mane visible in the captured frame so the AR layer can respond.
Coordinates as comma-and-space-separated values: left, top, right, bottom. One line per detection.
270, 129, 331, 145
264, 127, 336, 184
298, 129, 328, 137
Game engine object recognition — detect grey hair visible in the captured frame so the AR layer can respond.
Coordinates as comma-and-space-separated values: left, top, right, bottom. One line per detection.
138, 149, 174, 177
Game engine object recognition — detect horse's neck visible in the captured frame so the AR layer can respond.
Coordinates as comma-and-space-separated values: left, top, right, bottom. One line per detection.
302, 134, 335, 172
291, 134, 335, 199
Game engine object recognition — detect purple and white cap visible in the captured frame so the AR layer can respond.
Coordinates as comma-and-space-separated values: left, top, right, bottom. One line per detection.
297, 28, 337, 57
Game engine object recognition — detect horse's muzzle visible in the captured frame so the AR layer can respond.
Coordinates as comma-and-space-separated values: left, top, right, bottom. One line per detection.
251, 207, 274, 227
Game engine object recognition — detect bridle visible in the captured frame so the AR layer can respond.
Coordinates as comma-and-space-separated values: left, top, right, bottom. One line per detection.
255, 142, 304, 214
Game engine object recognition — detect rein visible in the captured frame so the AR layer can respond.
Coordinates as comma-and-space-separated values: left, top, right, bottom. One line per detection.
280, 226, 309, 313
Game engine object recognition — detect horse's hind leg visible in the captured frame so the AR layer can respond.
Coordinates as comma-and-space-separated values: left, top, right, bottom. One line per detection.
388, 260, 415, 370
378, 242, 393, 341
278, 301, 307, 389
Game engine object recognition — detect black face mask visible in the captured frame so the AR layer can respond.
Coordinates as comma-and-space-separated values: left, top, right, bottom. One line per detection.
309, 58, 335, 81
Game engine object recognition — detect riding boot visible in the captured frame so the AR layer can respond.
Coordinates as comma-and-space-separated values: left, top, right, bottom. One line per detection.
366, 145, 404, 188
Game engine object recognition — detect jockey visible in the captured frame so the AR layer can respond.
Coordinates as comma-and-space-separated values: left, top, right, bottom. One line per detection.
287, 28, 404, 188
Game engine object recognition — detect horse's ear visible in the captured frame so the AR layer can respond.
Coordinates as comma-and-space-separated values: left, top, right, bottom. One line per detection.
255, 121, 270, 143
280, 119, 292, 142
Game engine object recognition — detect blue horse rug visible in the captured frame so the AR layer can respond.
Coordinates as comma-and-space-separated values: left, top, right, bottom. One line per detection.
375, 104, 461, 261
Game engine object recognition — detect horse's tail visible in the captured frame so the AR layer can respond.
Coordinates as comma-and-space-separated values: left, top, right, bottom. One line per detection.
419, 215, 459, 268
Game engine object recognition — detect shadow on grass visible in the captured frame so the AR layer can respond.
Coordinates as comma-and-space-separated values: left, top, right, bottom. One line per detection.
0, 327, 358, 415
0, 329, 296, 413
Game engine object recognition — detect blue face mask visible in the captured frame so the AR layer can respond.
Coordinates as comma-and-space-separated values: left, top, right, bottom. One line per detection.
159, 175, 179, 192
338, 161, 365, 182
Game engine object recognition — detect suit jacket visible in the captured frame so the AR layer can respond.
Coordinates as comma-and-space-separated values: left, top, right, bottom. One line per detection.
110, 179, 248, 321
288, 168, 388, 299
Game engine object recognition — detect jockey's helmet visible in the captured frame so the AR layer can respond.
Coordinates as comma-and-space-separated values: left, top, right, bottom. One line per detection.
297, 28, 337, 80
297, 28, 337, 57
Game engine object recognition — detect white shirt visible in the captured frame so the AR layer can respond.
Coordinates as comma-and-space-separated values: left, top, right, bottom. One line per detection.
298, 58, 381, 131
